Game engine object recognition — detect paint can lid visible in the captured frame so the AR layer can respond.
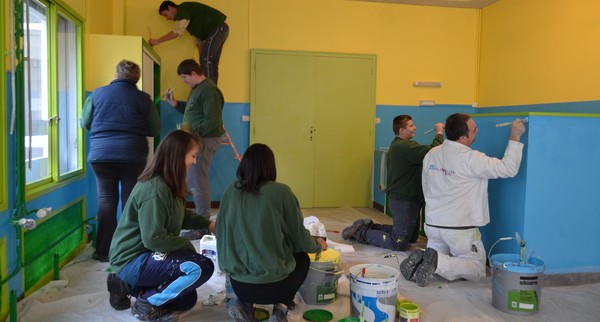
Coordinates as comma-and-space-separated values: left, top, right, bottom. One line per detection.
303, 309, 333, 321
254, 307, 270, 321
337, 317, 361, 322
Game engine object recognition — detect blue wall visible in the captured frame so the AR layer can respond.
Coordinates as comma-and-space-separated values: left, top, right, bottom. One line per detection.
158, 101, 250, 201
474, 113, 600, 274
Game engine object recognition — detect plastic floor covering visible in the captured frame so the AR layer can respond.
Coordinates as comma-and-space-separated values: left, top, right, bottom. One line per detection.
15, 207, 600, 322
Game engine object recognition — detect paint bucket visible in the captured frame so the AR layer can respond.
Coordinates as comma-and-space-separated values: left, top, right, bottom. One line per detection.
349, 264, 400, 322
398, 302, 420, 322
489, 239, 545, 315
299, 249, 342, 305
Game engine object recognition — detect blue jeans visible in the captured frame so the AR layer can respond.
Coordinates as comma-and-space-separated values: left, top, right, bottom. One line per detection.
187, 136, 223, 216
134, 251, 214, 310
357, 199, 422, 251
90, 162, 145, 256
198, 22, 229, 85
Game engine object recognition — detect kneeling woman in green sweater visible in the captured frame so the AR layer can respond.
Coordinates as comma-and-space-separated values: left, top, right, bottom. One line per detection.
216, 143, 328, 322
107, 130, 215, 321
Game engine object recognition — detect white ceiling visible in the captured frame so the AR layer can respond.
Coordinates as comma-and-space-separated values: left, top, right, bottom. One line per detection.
352, 0, 501, 9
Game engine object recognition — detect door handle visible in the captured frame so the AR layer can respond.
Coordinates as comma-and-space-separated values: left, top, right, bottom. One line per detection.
47, 115, 61, 124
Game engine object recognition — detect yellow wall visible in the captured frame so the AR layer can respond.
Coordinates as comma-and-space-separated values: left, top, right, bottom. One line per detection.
479, 0, 600, 107
121, 0, 247, 102
250, 0, 480, 106
84, 0, 479, 106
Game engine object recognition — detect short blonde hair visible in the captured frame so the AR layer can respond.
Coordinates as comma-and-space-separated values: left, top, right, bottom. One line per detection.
115, 59, 141, 83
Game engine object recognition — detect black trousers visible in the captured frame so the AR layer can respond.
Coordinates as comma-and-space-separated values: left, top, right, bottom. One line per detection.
90, 162, 145, 256
230, 252, 310, 308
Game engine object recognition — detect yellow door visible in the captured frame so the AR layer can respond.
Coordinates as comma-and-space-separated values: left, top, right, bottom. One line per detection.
252, 53, 317, 207
251, 50, 375, 208
313, 56, 375, 207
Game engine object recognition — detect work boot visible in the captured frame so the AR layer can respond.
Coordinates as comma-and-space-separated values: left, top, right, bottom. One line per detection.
342, 218, 373, 240
400, 249, 424, 281
131, 297, 179, 322
415, 247, 438, 287
107, 273, 131, 310
226, 298, 258, 322
267, 303, 288, 322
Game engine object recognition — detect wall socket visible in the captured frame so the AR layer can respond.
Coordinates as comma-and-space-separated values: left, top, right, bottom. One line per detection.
419, 100, 436, 107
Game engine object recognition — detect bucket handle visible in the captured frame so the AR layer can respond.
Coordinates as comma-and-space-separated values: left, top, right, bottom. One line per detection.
309, 266, 344, 276
487, 237, 516, 268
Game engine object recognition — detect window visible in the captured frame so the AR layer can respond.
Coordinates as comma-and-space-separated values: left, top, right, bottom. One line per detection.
23, 0, 49, 184
21, 0, 83, 193
56, 12, 81, 177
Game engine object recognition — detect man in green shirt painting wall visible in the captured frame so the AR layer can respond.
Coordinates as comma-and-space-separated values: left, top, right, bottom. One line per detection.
343, 115, 444, 251
150, 1, 229, 84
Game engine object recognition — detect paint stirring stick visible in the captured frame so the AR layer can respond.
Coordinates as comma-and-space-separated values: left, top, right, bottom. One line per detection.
495, 117, 528, 128
423, 128, 434, 134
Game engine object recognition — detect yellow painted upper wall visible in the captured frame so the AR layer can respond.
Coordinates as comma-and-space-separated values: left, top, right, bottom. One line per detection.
87, 0, 113, 34
122, 0, 247, 103
251, 0, 480, 106
479, 0, 600, 107
61, 0, 86, 17
85, 0, 478, 105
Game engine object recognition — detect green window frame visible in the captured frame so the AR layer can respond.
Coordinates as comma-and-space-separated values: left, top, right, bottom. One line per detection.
16, 0, 84, 199
0, 0, 7, 212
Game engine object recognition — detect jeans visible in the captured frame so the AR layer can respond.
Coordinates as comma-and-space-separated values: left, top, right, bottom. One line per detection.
197, 22, 229, 85
90, 162, 145, 256
187, 136, 222, 216
357, 199, 422, 251
135, 251, 214, 310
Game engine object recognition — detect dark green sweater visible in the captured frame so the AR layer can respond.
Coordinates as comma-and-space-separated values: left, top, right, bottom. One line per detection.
109, 176, 211, 273
176, 2, 226, 40
386, 134, 444, 201
175, 78, 225, 138
216, 181, 322, 284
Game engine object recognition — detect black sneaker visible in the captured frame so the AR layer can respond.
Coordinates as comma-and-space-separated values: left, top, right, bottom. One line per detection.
342, 218, 373, 240
400, 249, 424, 281
107, 273, 131, 310
92, 251, 109, 262
415, 247, 438, 287
131, 297, 179, 322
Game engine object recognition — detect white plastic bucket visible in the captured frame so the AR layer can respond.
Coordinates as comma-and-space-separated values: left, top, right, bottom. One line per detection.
349, 264, 400, 322
299, 249, 342, 305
